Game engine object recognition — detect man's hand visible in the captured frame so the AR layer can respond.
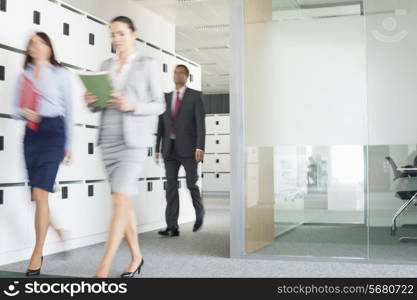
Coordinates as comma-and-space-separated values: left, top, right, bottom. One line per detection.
195, 149, 204, 162
108, 92, 135, 112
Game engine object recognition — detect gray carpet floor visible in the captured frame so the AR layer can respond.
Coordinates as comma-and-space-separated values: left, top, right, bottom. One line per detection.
2, 199, 417, 278
258, 225, 417, 261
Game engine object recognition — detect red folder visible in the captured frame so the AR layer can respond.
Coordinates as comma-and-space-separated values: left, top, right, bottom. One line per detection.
19, 74, 40, 131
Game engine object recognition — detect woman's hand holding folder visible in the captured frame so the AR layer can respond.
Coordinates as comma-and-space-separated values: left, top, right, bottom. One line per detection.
21, 108, 41, 123
84, 92, 98, 107
108, 92, 135, 112
84, 91, 135, 112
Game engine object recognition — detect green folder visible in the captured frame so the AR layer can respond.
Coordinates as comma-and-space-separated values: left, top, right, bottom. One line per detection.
79, 72, 113, 108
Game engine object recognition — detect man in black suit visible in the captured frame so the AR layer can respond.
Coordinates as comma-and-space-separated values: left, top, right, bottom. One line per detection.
155, 64, 206, 237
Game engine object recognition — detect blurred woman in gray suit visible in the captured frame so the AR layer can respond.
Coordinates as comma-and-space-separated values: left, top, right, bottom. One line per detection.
84, 16, 165, 278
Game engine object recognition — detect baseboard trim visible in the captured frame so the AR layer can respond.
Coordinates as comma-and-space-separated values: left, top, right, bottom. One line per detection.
0, 216, 195, 266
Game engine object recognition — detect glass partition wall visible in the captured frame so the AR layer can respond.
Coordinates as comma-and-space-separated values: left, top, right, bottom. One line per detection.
238, 0, 417, 263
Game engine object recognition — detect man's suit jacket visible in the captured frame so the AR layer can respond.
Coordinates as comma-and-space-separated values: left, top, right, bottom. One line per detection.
156, 87, 206, 159
90, 54, 166, 148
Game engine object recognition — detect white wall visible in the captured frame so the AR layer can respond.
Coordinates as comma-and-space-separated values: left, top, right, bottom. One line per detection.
63, 0, 176, 53
245, 16, 367, 146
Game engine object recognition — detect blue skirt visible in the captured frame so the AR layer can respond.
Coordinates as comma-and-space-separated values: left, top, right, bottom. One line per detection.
23, 116, 66, 193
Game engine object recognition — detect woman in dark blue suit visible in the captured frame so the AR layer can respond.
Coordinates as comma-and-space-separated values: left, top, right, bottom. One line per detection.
12, 32, 73, 276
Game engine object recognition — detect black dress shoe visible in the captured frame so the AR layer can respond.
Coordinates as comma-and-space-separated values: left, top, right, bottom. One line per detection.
26, 256, 43, 277
193, 218, 204, 232
120, 259, 144, 278
158, 228, 180, 237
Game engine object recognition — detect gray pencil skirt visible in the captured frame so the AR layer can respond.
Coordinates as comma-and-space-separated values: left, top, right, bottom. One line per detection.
100, 141, 148, 196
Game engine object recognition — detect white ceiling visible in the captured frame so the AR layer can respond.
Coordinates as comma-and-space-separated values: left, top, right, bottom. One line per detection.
132, 0, 231, 94
273, 0, 362, 10
132, 0, 363, 94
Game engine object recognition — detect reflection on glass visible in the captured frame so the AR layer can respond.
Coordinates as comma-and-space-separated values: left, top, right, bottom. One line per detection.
369, 145, 417, 261
246, 146, 367, 258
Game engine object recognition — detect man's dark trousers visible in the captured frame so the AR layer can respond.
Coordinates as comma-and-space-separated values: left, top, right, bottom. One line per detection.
164, 139, 204, 229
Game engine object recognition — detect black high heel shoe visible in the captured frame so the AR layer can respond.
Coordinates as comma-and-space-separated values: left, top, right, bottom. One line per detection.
120, 259, 144, 278
26, 256, 43, 277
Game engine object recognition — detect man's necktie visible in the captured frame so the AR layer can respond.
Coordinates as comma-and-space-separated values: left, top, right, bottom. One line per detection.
171, 90, 181, 133
172, 90, 181, 119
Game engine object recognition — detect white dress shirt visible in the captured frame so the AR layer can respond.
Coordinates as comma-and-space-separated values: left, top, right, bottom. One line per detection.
170, 85, 187, 140
109, 52, 138, 93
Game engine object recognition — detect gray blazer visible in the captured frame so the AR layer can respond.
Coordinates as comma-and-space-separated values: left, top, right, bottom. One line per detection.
156, 87, 206, 158
91, 54, 165, 148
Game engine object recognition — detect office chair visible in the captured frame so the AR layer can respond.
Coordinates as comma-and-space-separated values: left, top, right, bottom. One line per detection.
385, 156, 417, 242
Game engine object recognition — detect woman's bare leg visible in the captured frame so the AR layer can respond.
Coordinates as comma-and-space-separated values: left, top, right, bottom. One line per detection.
27, 187, 49, 270
123, 198, 142, 272
95, 192, 130, 277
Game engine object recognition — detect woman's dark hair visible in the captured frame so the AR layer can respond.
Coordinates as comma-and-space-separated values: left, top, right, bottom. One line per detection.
176, 64, 190, 77
110, 16, 136, 32
24, 32, 61, 69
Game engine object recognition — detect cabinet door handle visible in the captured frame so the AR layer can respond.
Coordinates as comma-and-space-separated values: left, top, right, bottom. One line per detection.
88, 143, 94, 154
61, 186, 68, 199
88, 185, 94, 197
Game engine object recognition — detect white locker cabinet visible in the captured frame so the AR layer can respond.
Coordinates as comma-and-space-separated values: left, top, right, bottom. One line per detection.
215, 115, 230, 134
205, 135, 230, 154
188, 63, 201, 91
144, 44, 164, 93
217, 154, 230, 172
27, 0, 61, 41
135, 40, 147, 56
162, 52, 176, 93
84, 17, 111, 71
144, 43, 163, 64
56, 126, 87, 181
215, 135, 230, 153
205, 116, 217, 135
0, 185, 31, 253
53, 5, 87, 68
0, 0, 59, 50
205, 135, 217, 154
202, 172, 230, 192
0, 49, 24, 115
135, 179, 165, 226
216, 173, 230, 191
202, 173, 215, 192
144, 148, 163, 178
203, 154, 230, 173
83, 127, 106, 180
179, 178, 194, 219
0, 0, 27, 49
137, 41, 153, 58
134, 180, 150, 225
202, 154, 217, 172
39, 183, 82, 243
0, 119, 26, 183
68, 182, 111, 237
204, 115, 230, 135
146, 179, 165, 224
